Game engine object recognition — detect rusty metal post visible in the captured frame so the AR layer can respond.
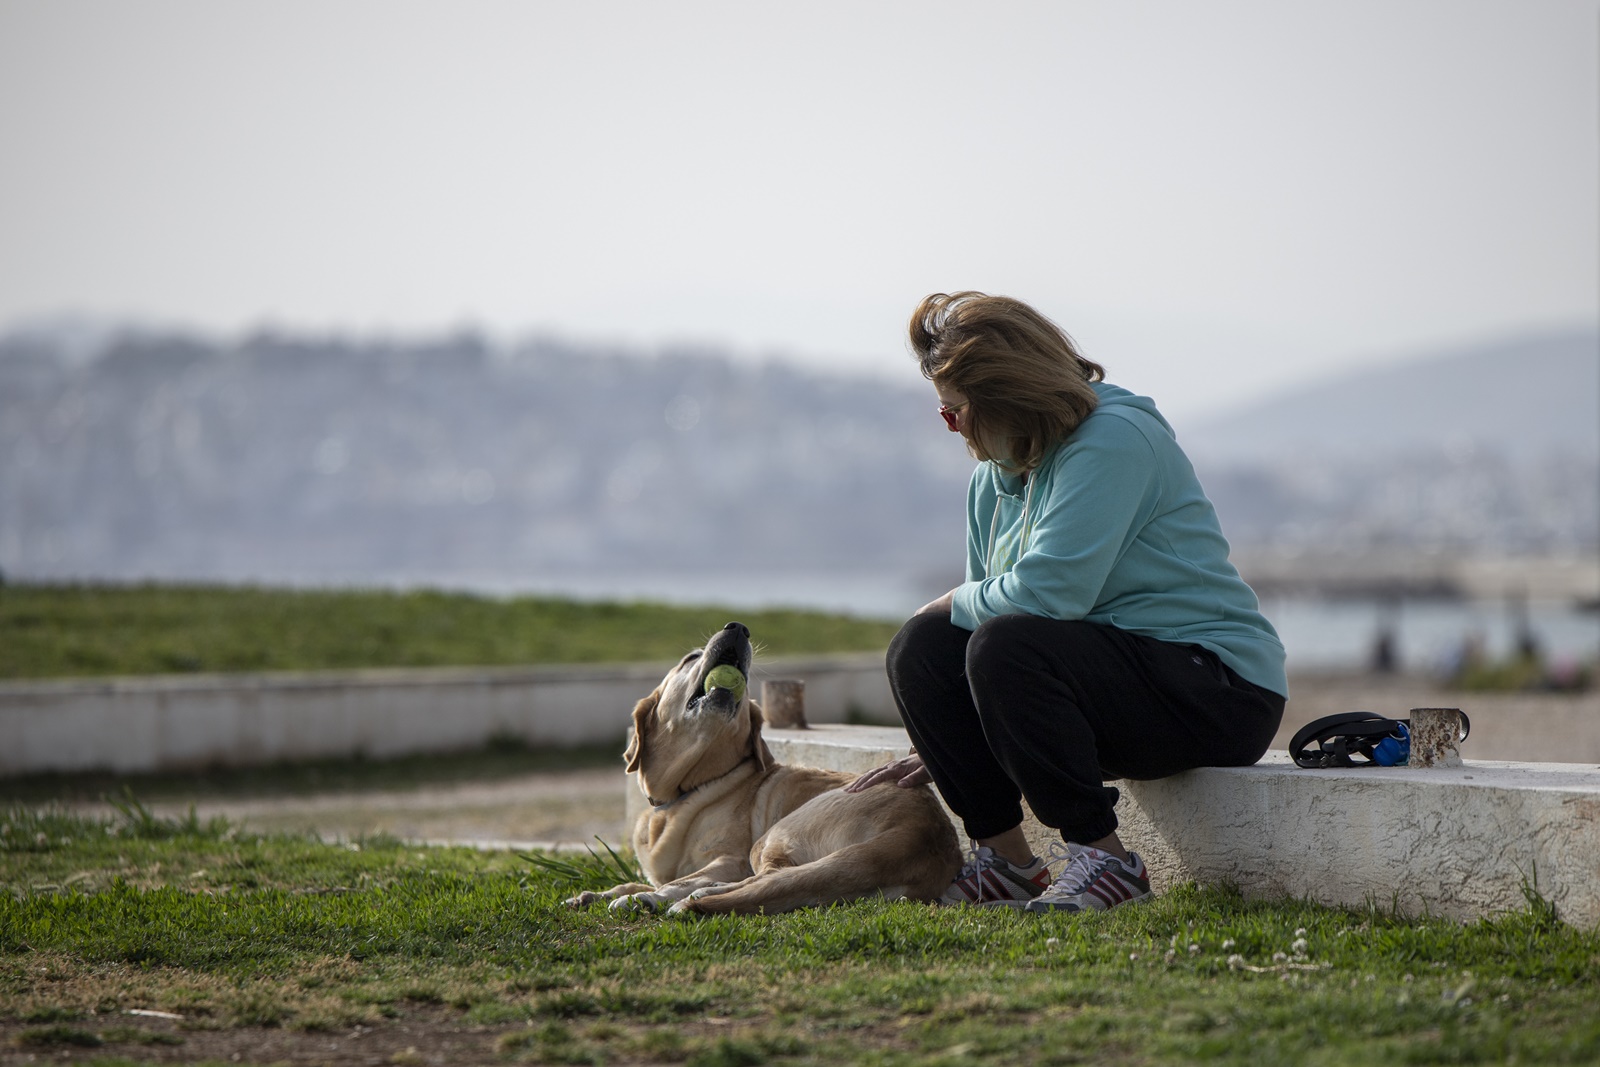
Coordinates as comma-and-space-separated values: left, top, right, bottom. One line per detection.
761, 679, 807, 729
1409, 707, 1464, 768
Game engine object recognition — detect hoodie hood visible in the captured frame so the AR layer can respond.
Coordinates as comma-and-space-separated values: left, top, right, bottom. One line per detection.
986, 381, 1171, 498
1088, 381, 1171, 434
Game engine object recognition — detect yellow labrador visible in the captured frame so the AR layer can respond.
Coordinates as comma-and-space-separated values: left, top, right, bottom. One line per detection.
566, 621, 960, 916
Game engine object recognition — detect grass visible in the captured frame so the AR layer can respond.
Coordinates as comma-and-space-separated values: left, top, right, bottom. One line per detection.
0, 581, 904, 680
3, 805, 1599, 1066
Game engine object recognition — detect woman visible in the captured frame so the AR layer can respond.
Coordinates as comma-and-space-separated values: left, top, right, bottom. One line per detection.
847, 292, 1287, 913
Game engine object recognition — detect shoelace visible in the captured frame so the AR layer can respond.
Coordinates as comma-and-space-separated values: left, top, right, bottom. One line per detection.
1035, 841, 1076, 879
951, 845, 1002, 891
954, 842, 1077, 900
1038, 845, 1109, 902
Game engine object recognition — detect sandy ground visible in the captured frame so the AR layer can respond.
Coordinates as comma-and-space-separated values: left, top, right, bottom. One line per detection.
72, 767, 631, 853
1272, 671, 1600, 765
54, 672, 1598, 851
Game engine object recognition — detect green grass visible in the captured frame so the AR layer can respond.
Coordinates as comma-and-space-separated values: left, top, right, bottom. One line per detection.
3, 806, 1598, 1065
0, 581, 903, 680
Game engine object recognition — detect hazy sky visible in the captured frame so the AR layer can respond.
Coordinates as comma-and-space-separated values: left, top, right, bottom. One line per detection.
2, 1, 1595, 419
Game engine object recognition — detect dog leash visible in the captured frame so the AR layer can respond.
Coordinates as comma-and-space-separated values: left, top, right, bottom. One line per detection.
1289, 711, 1471, 768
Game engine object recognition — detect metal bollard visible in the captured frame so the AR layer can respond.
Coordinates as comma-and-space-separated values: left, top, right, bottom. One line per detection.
1408, 707, 1464, 768
761, 679, 807, 729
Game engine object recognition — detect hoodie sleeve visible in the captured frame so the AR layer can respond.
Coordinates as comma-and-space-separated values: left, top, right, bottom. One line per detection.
951, 414, 1162, 629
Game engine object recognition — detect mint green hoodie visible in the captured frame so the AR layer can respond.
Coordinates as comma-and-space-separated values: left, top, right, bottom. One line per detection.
950, 382, 1288, 698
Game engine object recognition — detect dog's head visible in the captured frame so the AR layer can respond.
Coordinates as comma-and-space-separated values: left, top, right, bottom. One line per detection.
625, 621, 772, 806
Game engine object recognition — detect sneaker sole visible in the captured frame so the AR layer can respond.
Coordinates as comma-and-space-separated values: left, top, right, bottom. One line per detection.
1024, 891, 1153, 914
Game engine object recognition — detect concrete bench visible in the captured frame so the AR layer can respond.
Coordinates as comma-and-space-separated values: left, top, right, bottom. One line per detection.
628, 722, 1600, 928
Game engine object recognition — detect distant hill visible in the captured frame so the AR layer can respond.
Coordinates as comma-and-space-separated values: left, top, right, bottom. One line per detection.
0, 326, 974, 608
1181, 328, 1598, 464
1180, 329, 1598, 559
1, 322, 1593, 609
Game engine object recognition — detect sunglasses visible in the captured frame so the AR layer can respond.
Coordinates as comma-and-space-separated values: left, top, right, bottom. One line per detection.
938, 401, 970, 432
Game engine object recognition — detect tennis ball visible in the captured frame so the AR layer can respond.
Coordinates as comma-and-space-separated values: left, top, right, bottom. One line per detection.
703, 664, 747, 700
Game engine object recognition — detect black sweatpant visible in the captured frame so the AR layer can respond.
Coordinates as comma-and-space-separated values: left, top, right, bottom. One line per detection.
887, 612, 1285, 845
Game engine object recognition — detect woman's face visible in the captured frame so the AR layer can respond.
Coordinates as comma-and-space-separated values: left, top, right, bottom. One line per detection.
935, 386, 971, 435
938, 384, 1018, 469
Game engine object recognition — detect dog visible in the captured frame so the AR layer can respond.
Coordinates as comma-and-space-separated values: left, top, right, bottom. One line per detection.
565, 621, 960, 916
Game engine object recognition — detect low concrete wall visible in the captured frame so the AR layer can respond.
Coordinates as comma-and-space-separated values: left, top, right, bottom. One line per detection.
682, 725, 1600, 927
0, 654, 895, 777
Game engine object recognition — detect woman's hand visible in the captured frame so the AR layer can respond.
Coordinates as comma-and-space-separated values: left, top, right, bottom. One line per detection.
844, 752, 930, 793
916, 589, 956, 616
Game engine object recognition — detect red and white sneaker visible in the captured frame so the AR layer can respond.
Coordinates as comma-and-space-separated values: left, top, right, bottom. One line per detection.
939, 844, 1062, 907
1023, 845, 1152, 913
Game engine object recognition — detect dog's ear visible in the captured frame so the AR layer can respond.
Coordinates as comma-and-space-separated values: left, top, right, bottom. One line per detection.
624, 689, 660, 773
746, 699, 774, 771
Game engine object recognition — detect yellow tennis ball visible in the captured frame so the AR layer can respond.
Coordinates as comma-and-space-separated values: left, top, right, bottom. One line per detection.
703, 664, 746, 700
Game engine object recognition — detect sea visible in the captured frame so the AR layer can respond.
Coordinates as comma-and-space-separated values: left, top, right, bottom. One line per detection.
350, 566, 1600, 677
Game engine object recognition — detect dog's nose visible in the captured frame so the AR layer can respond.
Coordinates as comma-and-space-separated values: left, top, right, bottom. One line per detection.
723, 621, 749, 638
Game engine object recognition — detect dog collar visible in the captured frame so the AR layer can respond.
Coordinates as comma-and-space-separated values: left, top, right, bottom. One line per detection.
645, 755, 757, 810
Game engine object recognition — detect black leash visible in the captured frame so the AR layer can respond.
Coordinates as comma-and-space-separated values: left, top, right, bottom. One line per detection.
1289, 711, 1471, 769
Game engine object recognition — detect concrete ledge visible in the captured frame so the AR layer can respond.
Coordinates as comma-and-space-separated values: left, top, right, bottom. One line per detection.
0, 654, 896, 777
1117, 752, 1600, 928
708, 725, 1600, 928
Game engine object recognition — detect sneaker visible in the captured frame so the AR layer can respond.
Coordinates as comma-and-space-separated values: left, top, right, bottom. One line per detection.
939, 844, 1062, 907
1023, 845, 1152, 913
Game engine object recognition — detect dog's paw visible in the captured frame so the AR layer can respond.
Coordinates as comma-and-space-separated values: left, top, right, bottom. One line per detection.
666, 885, 730, 917
685, 885, 729, 900
608, 892, 663, 916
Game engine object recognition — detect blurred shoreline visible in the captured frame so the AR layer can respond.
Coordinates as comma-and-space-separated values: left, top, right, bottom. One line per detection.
1234, 550, 1600, 604
7, 554, 1597, 676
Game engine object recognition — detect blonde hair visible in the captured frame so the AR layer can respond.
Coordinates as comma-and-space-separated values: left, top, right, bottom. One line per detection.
909, 291, 1105, 472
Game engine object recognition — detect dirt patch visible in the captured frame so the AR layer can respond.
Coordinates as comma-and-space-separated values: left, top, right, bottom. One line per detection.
64, 768, 631, 852
1, 1005, 847, 1066
3, 1007, 545, 1066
